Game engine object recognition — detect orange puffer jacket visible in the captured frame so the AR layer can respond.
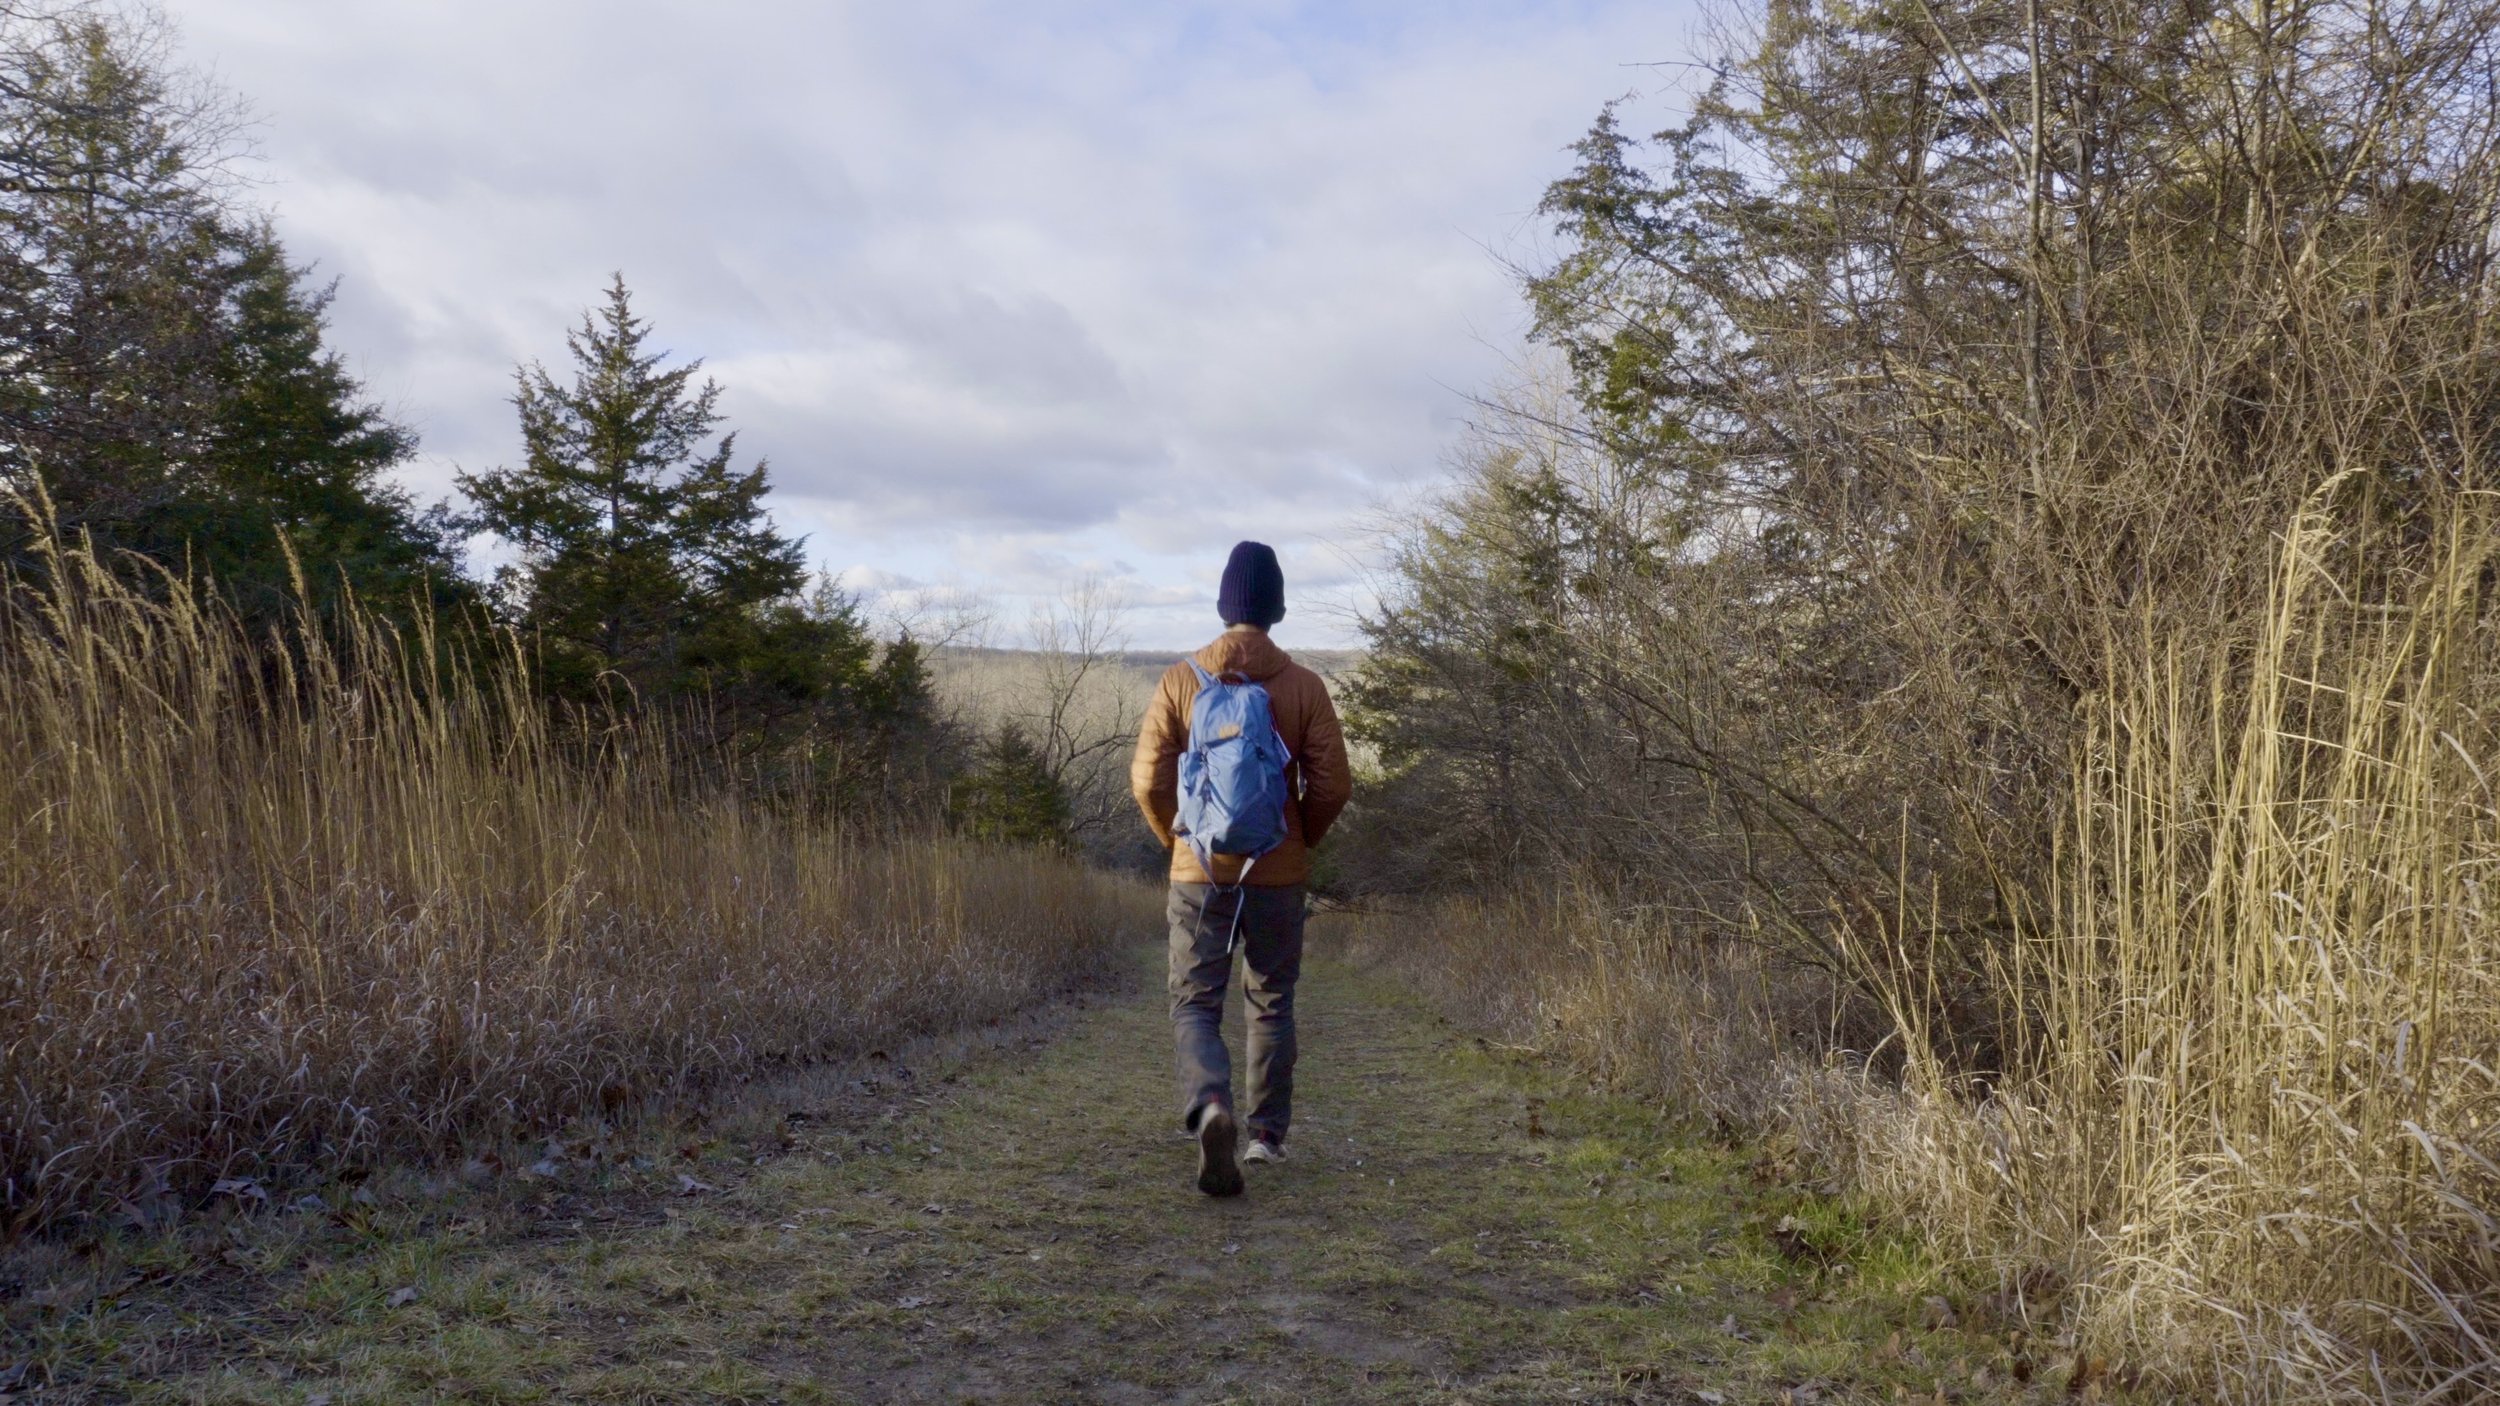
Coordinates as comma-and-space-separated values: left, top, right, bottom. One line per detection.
1129, 628, 1352, 887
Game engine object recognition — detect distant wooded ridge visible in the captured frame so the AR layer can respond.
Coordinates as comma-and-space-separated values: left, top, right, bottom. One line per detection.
930, 646, 1367, 679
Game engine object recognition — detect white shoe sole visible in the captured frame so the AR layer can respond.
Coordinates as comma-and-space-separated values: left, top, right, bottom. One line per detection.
1195, 1107, 1243, 1197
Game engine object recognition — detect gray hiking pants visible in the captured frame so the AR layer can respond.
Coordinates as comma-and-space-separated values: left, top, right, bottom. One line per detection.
1167, 882, 1305, 1143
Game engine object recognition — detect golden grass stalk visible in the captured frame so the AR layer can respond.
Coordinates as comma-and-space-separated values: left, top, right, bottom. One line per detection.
0, 513, 1152, 1237
1921, 489, 2500, 1397
1339, 489, 2500, 1398
1776, 489, 2500, 1397
1323, 884, 1858, 1135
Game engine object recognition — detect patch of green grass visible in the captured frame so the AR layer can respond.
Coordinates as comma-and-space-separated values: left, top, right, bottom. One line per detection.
9, 952, 2151, 1405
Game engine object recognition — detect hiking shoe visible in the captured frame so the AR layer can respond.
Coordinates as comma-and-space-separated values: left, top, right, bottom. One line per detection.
1243, 1136, 1286, 1165
1195, 1104, 1244, 1197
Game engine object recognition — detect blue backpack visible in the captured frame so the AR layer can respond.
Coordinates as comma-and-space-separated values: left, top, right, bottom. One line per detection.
1175, 660, 1293, 884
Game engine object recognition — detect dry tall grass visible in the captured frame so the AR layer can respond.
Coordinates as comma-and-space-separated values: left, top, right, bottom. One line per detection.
0, 522, 1152, 1237
1857, 492, 2500, 1399
1324, 889, 1864, 1138
1336, 0, 2500, 1388
1340, 492, 2500, 1398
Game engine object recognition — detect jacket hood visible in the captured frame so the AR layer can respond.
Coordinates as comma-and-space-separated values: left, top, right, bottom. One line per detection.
1192, 629, 1292, 683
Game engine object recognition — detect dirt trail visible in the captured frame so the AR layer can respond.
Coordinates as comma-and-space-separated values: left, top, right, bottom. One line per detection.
31, 950, 2044, 1404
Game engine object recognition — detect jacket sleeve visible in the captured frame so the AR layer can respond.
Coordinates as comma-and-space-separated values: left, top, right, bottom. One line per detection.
1130, 666, 1185, 848
1297, 679, 1353, 847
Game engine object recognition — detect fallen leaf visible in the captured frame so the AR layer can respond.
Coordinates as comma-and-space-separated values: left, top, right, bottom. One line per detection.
1770, 1214, 1822, 1265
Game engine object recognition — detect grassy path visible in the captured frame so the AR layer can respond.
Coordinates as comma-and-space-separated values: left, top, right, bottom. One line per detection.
23, 949, 2052, 1404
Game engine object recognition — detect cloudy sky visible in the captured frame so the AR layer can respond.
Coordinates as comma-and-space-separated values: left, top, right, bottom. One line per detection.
170, 0, 1699, 648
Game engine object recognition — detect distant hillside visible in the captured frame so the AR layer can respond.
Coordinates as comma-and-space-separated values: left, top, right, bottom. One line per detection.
1112, 646, 1367, 681
928, 644, 1364, 701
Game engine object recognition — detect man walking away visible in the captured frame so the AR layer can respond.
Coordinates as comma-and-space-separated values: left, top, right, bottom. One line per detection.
1131, 541, 1351, 1197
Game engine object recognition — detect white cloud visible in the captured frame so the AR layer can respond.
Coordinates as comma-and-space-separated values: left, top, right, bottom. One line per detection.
169, 0, 1703, 645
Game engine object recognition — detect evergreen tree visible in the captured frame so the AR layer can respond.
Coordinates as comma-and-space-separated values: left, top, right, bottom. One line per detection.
950, 724, 1072, 850
0, 9, 461, 624
457, 276, 808, 701
0, 8, 244, 548
177, 227, 463, 618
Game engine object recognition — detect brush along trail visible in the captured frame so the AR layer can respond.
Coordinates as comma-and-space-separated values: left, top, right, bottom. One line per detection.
29, 949, 2071, 1404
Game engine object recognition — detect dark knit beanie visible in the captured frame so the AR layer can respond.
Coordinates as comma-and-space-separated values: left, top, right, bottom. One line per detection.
1217, 540, 1286, 628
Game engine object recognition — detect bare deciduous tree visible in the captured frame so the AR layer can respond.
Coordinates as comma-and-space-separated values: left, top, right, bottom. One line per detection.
1022, 575, 1142, 853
